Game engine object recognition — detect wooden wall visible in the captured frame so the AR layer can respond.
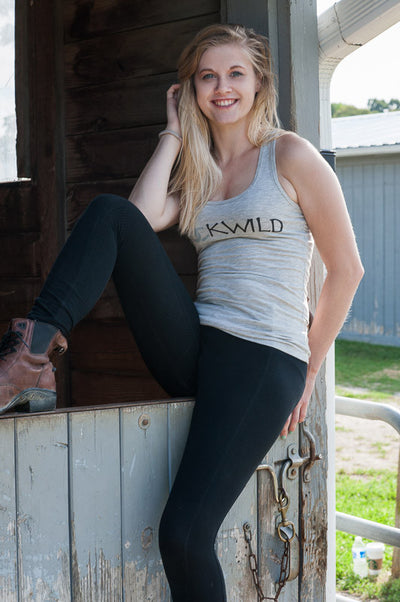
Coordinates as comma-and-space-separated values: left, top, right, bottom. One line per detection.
64, 0, 220, 406
0, 401, 258, 600
0, 0, 219, 408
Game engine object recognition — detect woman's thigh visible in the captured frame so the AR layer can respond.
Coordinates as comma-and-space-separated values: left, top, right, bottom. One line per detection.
162, 326, 307, 536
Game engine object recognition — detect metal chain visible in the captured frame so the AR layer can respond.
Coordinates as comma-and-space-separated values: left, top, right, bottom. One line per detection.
243, 468, 294, 601
243, 522, 290, 601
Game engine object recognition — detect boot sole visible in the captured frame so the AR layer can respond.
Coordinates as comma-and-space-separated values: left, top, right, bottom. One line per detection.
0, 389, 56, 415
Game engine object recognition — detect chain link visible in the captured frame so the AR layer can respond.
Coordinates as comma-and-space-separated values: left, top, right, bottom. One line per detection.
243, 522, 290, 601
243, 472, 294, 600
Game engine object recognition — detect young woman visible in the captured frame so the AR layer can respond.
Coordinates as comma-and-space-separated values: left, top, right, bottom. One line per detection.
0, 23, 363, 601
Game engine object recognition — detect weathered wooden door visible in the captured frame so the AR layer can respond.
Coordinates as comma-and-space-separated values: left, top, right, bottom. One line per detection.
0, 396, 326, 601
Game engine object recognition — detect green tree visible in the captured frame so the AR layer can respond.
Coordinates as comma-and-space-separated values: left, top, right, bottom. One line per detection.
388, 98, 400, 111
367, 98, 389, 112
331, 103, 370, 118
367, 98, 400, 112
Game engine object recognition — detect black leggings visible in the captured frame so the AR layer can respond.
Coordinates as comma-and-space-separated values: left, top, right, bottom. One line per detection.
28, 195, 307, 601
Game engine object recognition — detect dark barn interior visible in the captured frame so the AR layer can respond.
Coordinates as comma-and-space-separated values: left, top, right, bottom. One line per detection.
1, 0, 225, 408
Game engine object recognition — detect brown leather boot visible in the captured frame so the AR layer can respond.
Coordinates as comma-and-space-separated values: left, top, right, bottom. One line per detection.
0, 318, 68, 415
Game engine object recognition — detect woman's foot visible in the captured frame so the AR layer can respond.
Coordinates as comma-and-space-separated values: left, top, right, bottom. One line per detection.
0, 318, 67, 415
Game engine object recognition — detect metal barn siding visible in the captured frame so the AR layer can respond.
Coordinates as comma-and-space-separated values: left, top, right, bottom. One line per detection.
336, 155, 400, 346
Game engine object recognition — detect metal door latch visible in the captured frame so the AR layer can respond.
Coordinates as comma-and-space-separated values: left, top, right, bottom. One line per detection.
285, 421, 323, 483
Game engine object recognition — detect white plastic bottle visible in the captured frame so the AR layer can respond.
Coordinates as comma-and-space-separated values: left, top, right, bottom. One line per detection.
352, 536, 368, 577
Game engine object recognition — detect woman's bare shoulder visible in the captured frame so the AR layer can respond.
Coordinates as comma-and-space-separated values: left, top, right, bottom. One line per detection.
275, 131, 327, 181
275, 131, 318, 162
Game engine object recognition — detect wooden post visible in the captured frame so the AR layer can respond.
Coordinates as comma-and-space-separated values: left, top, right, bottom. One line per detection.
28, 0, 70, 407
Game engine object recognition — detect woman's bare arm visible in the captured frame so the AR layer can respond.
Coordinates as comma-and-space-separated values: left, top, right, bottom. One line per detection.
128, 84, 181, 232
276, 132, 364, 437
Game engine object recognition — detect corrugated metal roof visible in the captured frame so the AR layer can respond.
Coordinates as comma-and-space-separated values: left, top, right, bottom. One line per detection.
332, 111, 400, 149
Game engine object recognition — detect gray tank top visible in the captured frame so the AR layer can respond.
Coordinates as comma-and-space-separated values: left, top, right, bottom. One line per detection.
188, 139, 314, 363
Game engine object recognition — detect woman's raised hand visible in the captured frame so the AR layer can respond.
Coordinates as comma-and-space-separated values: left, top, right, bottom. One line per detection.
166, 84, 182, 137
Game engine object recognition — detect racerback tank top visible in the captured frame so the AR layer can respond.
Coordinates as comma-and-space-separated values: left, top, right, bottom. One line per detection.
188, 138, 314, 363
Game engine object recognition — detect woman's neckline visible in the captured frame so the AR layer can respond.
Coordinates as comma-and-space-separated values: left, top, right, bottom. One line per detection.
207, 143, 266, 204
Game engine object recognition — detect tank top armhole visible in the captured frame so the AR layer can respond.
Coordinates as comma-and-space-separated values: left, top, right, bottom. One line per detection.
270, 138, 303, 209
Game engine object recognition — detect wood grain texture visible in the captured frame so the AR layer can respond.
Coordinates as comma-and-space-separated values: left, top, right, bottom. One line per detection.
66, 180, 135, 228
0, 419, 17, 602
64, 15, 219, 89
1, 235, 41, 278
69, 409, 123, 601
257, 439, 300, 601
0, 278, 41, 319
16, 414, 71, 600
70, 370, 168, 406
65, 125, 159, 182
216, 473, 258, 601
120, 404, 170, 601
65, 73, 174, 136
64, 0, 219, 42
0, 184, 38, 233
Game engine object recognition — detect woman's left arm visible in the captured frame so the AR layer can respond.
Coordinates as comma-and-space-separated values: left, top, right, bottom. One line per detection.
277, 133, 364, 438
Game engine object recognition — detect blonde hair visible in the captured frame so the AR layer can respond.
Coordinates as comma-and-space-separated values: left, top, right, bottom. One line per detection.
170, 23, 283, 237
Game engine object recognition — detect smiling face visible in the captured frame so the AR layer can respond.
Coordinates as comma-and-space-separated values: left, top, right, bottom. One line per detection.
193, 43, 261, 129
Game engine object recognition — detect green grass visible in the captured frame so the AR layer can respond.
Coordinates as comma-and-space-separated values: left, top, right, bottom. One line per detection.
335, 340, 400, 600
336, 469, 398, 600
335, 340, 400, 400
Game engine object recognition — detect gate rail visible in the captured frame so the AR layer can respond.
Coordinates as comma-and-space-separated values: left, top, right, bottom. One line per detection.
335, 396, 400, 549
335, 396, 400, 602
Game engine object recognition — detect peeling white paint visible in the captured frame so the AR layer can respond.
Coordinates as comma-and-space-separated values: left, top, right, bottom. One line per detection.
123, 560, 169, 602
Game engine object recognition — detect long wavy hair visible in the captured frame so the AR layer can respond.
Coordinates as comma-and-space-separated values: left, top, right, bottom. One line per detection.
170, 23, 283, 237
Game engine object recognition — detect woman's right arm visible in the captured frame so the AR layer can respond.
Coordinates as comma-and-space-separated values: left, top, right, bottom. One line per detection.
128, 84, 182, 232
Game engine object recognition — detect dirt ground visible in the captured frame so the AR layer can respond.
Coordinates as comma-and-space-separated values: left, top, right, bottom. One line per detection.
335, 391, 400, 474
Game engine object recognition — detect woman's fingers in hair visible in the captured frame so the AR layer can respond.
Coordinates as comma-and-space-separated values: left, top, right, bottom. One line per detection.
166, 84, 182, 133
167, 83, 181, 97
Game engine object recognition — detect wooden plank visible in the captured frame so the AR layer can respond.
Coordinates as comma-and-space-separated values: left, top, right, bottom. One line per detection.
120, 404, 170, 601
257, 438, 300, 601
167, 401, 194, 488
0, 419, 17, 602
65, 73, 176, 136
69, 409, 122, 601
66, 125, 159, 182
15, 0, 31, 177
30, 0, 69, 409
0, 184, 38, 232
299, 420, 327, 601
30, 0, 66, 276
221, 0, 268, 33
0, 235, 40, 277
64, 0, 219, 42
69, 320, 143, 373
66, 180, 135, 228
16, 414, 70, 600
70, 370, 167, 407
0, 278, 41, 318
64, 15, 219, 89
216, 473, 257, 601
